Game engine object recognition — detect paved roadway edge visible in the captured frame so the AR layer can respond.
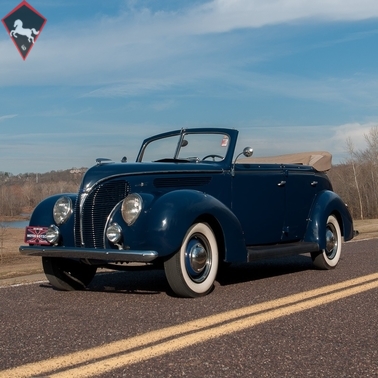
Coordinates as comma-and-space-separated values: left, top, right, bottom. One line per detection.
0, 237, 375, 288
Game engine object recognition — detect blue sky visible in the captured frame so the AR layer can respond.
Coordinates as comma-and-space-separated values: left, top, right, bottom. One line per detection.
1, 0, 378, 174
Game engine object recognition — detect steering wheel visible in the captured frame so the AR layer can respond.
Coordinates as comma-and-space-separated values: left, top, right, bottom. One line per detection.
202, 154, 224, 161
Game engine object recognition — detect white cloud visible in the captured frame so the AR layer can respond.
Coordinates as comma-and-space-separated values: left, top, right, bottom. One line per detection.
235, 121, 378, 164
2, 1, 378, 174
331, 122, 377, 151
191, 0, 378, 33
82, 78, 183, 98
2, 0, 378, 89
0, 114, 17, 122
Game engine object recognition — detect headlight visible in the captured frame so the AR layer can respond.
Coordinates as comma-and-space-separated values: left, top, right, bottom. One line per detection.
53, 196, 73, 225
121, 193, 143, 225
106, 223, 122, 243
46, 225, 60, 244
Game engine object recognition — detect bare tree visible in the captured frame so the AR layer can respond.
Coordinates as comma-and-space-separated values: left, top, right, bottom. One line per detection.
362, 126, 378, 216
0, 223, 7, 264
345, 137, 364, 220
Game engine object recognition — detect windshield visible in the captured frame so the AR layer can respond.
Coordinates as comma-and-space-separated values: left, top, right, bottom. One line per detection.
140, 132, 231, 162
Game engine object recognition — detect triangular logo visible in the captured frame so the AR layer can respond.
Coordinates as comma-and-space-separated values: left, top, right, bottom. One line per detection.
2, 1, 47, 60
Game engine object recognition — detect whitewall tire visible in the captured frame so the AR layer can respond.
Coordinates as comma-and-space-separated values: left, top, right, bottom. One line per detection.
164, 222, 219, 298
311, 215, 342, 270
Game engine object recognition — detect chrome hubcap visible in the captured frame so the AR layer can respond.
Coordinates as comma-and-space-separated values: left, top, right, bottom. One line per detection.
325, 224, 338, 259
189, 243, 207, 273
185, 234, 211, 283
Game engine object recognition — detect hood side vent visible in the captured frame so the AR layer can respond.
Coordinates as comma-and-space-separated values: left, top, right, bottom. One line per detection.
153, 176, 212, 188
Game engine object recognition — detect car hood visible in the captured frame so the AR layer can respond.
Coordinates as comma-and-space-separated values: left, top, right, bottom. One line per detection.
80, 161, 225, 192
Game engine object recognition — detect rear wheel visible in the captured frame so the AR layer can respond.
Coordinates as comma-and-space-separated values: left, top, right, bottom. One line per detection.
311, 215, 341, 269
164, 222, 219, 298
42, 257, 97, 290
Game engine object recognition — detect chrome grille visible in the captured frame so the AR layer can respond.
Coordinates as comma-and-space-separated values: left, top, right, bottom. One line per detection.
74, 180, 130, 248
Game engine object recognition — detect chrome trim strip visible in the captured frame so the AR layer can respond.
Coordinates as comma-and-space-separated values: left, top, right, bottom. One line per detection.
79, 191, 88, 246
104, 200, 124, 247
19, 246, 158, 263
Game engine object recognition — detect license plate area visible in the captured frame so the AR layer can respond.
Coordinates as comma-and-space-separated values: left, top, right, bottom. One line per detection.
25, 226, 50, 245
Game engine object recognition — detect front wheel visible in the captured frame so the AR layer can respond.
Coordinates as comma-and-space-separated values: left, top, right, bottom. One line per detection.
311, 215, 342, 269
164, 222, 219, 298
42, 257, 97, 290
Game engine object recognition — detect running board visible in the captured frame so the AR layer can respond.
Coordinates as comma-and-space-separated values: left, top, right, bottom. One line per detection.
247, 242, 319, 262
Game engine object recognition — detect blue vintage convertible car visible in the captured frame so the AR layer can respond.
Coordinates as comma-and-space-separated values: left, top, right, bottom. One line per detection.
20, 128, 354, 297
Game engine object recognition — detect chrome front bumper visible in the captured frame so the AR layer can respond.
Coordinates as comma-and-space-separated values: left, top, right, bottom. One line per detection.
19, 246, 158, 263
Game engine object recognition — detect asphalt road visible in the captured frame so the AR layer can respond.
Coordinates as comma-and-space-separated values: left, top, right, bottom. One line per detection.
0, 238, 377, 378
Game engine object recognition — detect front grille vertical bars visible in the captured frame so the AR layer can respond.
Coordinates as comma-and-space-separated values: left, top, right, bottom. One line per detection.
74, 180, 130, 248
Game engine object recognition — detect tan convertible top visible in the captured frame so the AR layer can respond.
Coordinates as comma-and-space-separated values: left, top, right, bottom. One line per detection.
236, 151, 332, 172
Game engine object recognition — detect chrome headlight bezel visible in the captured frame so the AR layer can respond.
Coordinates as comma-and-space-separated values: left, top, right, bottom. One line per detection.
121, 193, 143, 226
106, 223, 122, 244
53, 196, 73, 225
46, 224, 60, 244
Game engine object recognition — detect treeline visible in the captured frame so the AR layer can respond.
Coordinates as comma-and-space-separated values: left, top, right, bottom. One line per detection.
328, 126, 378, 220
0, 168, 86, 217
1, 127, 378, 221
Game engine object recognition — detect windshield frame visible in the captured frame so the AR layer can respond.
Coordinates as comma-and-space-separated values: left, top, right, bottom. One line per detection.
136, 128, 238, 167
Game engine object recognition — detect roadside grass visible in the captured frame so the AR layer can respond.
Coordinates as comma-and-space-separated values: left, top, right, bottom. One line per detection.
351, 219, 378, 240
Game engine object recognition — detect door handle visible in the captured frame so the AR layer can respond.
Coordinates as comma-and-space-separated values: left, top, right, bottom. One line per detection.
277, 181, 286, 187
311, 181, 318, 187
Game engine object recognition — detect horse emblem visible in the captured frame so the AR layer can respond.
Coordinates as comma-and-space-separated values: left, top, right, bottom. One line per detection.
10, 19, 39, 44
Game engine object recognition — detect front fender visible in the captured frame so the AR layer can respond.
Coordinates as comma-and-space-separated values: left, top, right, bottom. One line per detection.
29, 193, 77, 246
143, 190, 247, 262
304, 190, 354, 249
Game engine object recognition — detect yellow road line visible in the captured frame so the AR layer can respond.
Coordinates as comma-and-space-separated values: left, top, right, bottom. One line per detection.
1, 273, 378, 378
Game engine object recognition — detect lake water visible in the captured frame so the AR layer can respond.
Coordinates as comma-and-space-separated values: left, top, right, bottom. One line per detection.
0, 220, 29, 228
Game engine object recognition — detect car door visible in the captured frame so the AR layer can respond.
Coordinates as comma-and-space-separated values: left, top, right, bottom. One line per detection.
282, 168, 331, 242
282, 169, 318, 242
231, 164, 286, 245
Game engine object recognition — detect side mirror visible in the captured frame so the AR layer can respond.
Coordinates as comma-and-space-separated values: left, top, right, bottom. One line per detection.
242, 147, 253, 158
232, 147, 254, 176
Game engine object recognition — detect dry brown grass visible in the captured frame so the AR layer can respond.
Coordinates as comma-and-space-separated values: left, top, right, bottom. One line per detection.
351, 219, 378, 240
0, 227, 43, 279
0, 219, 376, 280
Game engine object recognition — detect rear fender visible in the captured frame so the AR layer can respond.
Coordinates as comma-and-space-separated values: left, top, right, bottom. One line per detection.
304, 190, 354, 249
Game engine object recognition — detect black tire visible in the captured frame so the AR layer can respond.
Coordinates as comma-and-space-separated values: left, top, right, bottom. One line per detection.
311, 215, 342, 270
42, 257, 97, 291
164, 222, 219, 298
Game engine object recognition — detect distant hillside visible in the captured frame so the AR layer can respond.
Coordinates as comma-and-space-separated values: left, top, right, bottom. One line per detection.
0, 168, 87, 217
0, 168, 87, 185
